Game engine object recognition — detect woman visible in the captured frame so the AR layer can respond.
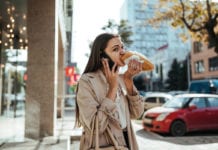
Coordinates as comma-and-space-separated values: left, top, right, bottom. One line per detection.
75, 33, 144, 150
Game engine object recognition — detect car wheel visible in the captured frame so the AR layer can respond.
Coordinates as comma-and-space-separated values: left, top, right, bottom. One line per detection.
170, 120, 186, 136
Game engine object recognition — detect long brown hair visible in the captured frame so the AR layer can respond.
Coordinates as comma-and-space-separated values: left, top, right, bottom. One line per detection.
83, 33, 119, 73
74, 33, 119, 128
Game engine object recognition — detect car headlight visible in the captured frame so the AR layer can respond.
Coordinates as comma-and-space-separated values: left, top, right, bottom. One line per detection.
156, 113, 169, 121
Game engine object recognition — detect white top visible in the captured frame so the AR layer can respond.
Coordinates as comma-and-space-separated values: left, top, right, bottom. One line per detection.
115, 86, 127, 129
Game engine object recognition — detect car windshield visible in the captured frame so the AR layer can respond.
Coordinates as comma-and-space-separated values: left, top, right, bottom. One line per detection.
162, 97, 190, 108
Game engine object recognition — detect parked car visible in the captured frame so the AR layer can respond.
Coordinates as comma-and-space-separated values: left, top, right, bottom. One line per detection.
142, 93, 218, 136
189, 79, 218, 94
143, 93, 173, 111
168, 90, 188, 96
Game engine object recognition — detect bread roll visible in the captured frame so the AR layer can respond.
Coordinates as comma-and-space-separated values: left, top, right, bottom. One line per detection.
121, 51, 154, 71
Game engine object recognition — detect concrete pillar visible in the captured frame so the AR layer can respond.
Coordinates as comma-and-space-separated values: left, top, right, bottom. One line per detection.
57, 26, 65, 118
25, 0, 58, 139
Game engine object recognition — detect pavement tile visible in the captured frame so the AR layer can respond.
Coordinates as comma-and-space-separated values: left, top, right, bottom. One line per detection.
0, 115, 81, 150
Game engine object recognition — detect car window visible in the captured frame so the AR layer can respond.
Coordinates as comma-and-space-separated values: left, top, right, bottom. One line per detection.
207, 97, 218, 107
163, 97, 189, 108
159, 97, 166, 103
145, 97, 156, 103
189, 98, 207, 108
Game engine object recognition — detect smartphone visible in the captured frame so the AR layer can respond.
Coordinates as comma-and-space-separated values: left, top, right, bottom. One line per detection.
101, 52, 117, 71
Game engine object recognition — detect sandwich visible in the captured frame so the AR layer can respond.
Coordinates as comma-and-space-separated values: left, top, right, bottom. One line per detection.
121, 51, 154, 71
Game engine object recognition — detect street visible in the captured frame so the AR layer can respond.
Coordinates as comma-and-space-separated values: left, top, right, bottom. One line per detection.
68, 109, 218, 150
132, 120, 218, 150
71, 119, 218, 150
2, 110, 218, 150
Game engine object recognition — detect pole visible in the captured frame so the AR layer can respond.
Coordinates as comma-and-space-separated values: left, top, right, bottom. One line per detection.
13, 49, 18, 118
187, 53, 191, 87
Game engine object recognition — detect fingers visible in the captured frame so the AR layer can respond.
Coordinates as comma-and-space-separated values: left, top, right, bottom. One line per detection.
102, 58, 109, 71
112, 63, 119, 73
101, 58, 119, 90
127, 59, 142, 75
102, 58, 119, 74
102, 58, 110, 80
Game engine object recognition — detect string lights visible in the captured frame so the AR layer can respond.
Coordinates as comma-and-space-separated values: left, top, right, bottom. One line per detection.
0, 1, 28, 50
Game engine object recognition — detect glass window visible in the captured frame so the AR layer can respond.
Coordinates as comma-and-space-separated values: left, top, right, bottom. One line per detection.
159, 97, 166, 103
145, 97, 156, 103
0, 0, 27, 117
208, 97, 218, 107
194, 60, 204, 73
193, 42, 203, 53
209, 56, 218, 71
189, 98, 207, 108
0, 0, 27, 143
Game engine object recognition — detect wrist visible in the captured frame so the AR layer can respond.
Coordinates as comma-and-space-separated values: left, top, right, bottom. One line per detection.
106, 88, 117, 102
124, 71, 133, 81
123, 74, 137, 96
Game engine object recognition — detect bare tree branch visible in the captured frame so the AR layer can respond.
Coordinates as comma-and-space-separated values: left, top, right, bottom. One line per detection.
213, 13, 218, 23
206, 0, 212, 20
179, 0, 205, 32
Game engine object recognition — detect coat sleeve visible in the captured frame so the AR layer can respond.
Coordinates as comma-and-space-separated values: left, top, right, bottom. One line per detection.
126, 86, 144, 119
77, 77, 121, 133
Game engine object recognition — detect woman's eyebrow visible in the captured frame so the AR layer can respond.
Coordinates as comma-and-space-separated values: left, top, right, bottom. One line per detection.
111, 44, 120, 48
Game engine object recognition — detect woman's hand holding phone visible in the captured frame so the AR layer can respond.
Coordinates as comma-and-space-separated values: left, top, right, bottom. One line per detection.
101, 58, 119, 101
100, 52, 118, 71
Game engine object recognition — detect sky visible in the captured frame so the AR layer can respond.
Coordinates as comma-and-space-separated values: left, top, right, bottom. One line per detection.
72, 0, 124, 73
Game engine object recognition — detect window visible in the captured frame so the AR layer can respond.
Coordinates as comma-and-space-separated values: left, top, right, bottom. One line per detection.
208, 97, 218, 107
189, 98, 207, 108
0, 0, 27, 118
159, 97, 166, 104
193, 42, 203, 53
209, 56, 218, 71
194, 60, 204, 73
145, 97, 156, 103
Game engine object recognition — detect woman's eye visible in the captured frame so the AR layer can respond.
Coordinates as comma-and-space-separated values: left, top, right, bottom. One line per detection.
113, 47, 119, 51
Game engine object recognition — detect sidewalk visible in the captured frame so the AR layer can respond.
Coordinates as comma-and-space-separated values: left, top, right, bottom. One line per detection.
0, 117, 25, 144
0, 115, 82, 150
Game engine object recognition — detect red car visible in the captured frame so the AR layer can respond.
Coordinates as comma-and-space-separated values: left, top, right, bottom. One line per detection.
142, 93, 218, 136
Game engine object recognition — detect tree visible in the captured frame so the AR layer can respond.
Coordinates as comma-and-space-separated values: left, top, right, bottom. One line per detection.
147, 0, 218, 53
102, 19, 133, 48
87, 19, 133, 52
165, 59, 180, 90
177, 59, 188, 90
133, 72, 148, 91
165, 58, 188, 91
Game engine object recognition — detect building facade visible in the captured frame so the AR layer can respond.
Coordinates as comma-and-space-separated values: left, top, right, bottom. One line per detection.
191, 42, 218, 80
120, 0, 191, 90
0, 0, 74, 140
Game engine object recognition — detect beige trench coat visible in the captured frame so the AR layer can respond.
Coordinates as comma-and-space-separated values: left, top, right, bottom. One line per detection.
77, 70, 144, 150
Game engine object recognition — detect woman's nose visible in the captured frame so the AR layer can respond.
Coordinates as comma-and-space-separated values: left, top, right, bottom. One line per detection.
120, 48, 125, 54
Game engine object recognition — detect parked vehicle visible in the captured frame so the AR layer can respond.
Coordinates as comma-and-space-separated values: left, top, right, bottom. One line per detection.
168, 90, 188, 96
189, 79, 218, 94
143, 93, 173, 111
142, 93, 218, 136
